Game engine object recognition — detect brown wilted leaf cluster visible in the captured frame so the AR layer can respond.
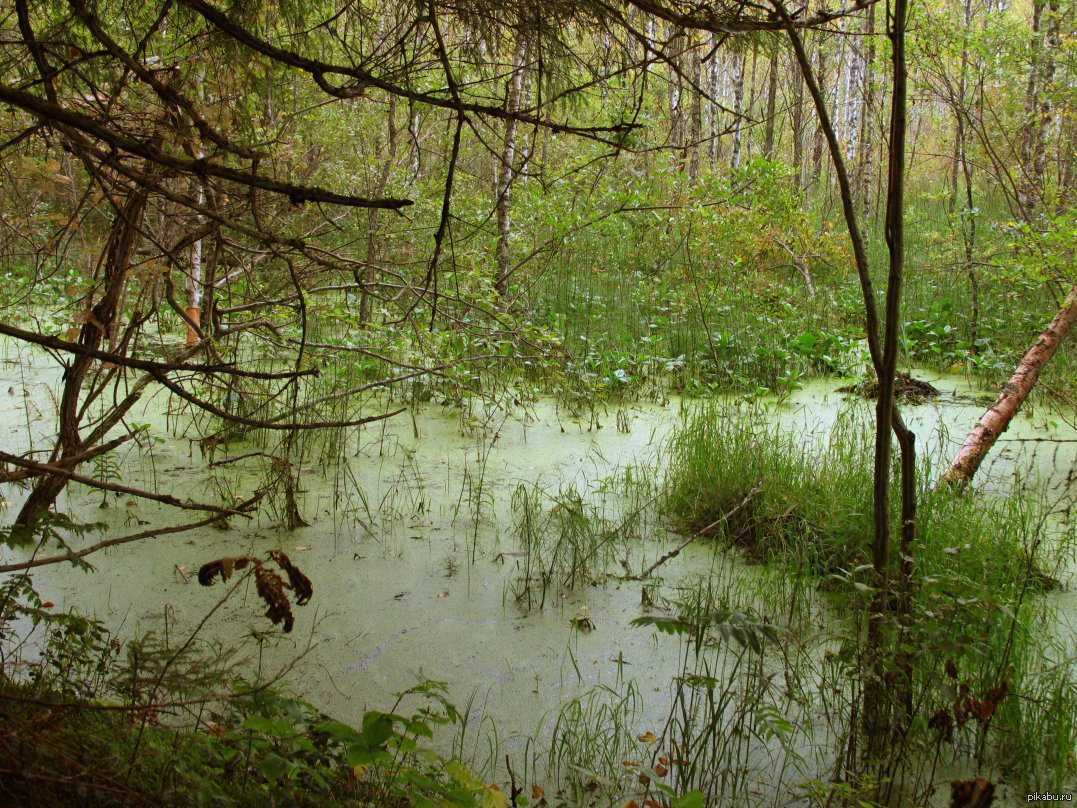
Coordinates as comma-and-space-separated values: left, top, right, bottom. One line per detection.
928, 659, 1009, 743
949, 777, 995, 808
268, 549, 313, 605
197, 555, 254, 586
197, 550, 313, 633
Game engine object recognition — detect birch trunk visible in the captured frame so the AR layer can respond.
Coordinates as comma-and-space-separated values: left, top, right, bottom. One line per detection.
669, 25, 685, 167
688, 36, 703, 180
940, 283, 1077, 488
844, 25, 863, 166
1018, 0, 1058, 221
811, 43, 827, 187
184, 68, 206, 346
859, 4, 876, 223
360, 94, 398, 324
763, 44, 778, 159
731, 50, 745, 171
707, 37, 721, 163
790, 55, 805, 187
494, 39, 527, 296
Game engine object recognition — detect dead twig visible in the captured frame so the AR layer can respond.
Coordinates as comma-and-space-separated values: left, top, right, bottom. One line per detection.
622, 481, 764, 580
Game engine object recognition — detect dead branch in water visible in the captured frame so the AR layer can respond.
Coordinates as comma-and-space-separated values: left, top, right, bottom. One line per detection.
622, 481, 764, 580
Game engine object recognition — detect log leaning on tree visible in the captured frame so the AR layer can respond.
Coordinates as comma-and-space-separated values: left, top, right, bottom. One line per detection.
939, 282, 1077, 489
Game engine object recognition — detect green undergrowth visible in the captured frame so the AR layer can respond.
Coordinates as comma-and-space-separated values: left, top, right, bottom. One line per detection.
659, 403, 1077, 787
661, 404, 1064, 588
0, 576, 515, 808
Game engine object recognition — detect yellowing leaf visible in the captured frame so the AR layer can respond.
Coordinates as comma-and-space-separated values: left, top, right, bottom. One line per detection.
445, 761, 482, 790
482, 783, 509, 808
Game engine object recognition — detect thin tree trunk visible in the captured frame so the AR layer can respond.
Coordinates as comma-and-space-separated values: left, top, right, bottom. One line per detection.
1018, 0, 1057, 221
791, 55, 805, 186
844, 26, 863, 166
956, 0, 979, 354
941, 283, 1077, 489
183, 68, 206, 346
763, 43, 778, 159
495, 39, 527, 296
408, 99, 421, 181
14, 173, 156, 533
360, 94, 398, 324
859, 4, 876, 223
688, 36, 703, 180
1061, 105, 1076, 209
811, 42, 827, 187
669, 25, 686, 169
708, 38, 721, 163
731, 49, 745, 170
746, 44, 758, 164
774, 0, 916, 759
184, 192, 203, 346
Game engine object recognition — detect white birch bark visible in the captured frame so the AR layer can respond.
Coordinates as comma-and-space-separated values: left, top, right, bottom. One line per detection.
495, 39, 527, 296
731, 49, 745, 170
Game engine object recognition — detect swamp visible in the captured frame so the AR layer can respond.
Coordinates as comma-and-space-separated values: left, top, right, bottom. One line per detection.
0, 1, 1074, 806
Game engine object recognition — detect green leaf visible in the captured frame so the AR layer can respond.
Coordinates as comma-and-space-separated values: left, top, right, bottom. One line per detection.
360, 711, 395, 747
316, 719, 365, 745
260, 752, 290, 782
247, 714, 296, 737
346, 744, 391, 767
631, 614, 697, 635
672, 790, 706, 808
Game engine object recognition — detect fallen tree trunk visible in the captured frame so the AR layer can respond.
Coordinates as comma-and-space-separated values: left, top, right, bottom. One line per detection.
939, 282, 1077, 489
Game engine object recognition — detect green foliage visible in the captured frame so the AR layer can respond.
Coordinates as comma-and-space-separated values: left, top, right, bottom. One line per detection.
0, 577, 507, 807
630, 609, 780, 654
660, 404, 1077, 785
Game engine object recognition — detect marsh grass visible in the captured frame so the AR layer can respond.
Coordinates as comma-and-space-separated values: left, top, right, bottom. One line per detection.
659, 403, 1077, 791
508, 482, 632, 610
524, 187, 1074, 401
661, 404, 1065, 589
545, 680, 648, 804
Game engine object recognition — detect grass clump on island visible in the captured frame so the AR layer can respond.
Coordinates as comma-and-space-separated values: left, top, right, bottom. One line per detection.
660, 403, 1061, 590
658, 404, 1077, 787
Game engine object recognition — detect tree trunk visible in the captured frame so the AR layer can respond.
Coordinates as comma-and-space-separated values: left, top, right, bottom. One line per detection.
775, 0, 916, 759
707, 37, 721, 163
360, 94, 398, 324
688, 36, 703, 180
790, 55, 805, 187
14, 175, 155, 533
1018, 0, 1058, 222
408, 99, 421, 181
494, 39, 527, 296
1061, 103, 1077, 209
763, 43, 778, 159
184, 68, 206, 346
940, 283, 1077, 489
858, 4, 876, 223
668, 26, 687, 170
731, 49, 745, 171
956, 0, 979, 354
745, 45, 758, 164
811, 43, 827, 187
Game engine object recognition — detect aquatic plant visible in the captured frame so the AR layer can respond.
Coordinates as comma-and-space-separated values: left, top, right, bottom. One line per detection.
660, 403, 1077, 792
